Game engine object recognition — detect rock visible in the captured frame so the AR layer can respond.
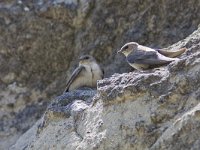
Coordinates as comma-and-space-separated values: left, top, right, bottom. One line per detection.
38, 89, 96, 132
10, 89, 96, 150
151, 103, 200, 150
1, 0, 200, 149
11, 27, 200, 149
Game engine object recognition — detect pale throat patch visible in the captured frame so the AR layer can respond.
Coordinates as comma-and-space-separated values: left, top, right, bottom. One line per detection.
122, 50, 132, 57
79, 61, 91, 66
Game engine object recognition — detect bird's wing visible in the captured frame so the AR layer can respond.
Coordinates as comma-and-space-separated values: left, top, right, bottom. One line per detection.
64, 65, 85, 92
127, 50, 175, 65
156, 48, 187, 58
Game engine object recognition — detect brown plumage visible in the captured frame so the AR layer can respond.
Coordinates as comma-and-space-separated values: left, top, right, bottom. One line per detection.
118, 42, 187, 70
64, 55, 104, 92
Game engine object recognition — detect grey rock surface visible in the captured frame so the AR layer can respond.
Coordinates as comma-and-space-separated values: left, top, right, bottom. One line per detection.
0, 0, 200, 149
11, 27, 200, 149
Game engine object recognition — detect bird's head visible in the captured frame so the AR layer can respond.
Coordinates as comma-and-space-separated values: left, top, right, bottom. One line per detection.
79, 55, 96, 65
118, 42, 139, 56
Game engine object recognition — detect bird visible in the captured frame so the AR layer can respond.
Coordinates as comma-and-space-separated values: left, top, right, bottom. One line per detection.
118, 42, 187, 70
64, 55, 104, 92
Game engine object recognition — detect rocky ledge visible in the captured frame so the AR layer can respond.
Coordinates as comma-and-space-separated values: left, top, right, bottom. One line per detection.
11, 27, 200, 150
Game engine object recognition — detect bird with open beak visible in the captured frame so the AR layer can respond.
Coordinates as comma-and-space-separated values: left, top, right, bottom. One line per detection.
118, 42, 187, 70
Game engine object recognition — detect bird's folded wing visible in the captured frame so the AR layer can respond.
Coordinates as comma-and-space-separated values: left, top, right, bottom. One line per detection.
64, 65, 85, 92
156, 48, 187, 58
127, 50, 174, 65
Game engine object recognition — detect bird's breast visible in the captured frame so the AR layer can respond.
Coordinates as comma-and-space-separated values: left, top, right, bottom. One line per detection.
91, 64, 103, 86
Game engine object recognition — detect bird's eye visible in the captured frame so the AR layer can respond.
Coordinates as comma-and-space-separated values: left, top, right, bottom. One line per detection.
124, 45, 128, 49
85, 56, 90, 59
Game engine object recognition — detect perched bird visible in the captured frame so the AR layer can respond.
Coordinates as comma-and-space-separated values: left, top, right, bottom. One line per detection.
64, 55, 104, 92
118, 42, 187, 70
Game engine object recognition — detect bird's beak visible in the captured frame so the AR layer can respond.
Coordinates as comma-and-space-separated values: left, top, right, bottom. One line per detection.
117, 49, 122, 54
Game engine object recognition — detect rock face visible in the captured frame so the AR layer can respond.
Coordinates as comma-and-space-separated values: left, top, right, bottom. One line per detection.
11, 27, 200, 149
1, 0, 200, 149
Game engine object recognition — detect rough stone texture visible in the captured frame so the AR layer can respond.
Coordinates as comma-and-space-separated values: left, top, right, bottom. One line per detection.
11, 27, 200, 149
0, 0, 200, 149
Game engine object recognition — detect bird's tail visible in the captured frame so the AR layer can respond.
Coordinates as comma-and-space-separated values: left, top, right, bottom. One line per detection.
157, 47, 187, 58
